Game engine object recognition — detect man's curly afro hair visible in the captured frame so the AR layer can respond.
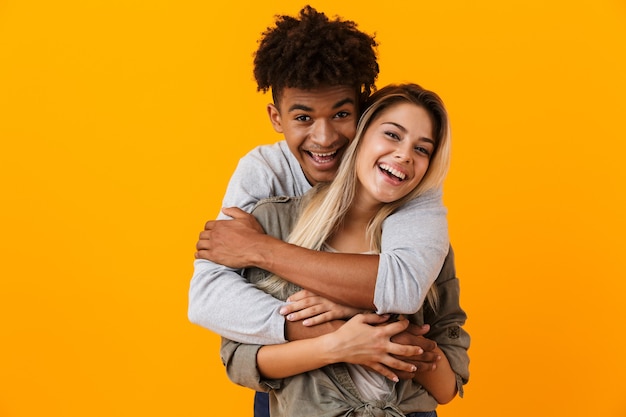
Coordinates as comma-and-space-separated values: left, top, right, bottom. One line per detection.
253, 5, 379, 105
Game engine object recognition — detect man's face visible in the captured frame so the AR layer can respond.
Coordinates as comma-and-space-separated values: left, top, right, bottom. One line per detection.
268, 85, 358, 185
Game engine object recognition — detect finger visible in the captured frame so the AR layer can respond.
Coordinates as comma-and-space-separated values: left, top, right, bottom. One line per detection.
392, 369, 417, 381
204, 220, 216, 230
198, 230, 211, 240
284, 301, 330, 321
280, 298, 318, 316
196, 240, 211, 251
195, 250, 210, 260
413, 351, 441, 365
375, 318, 411, 336
358, 313, 395, 326
285, 306, 325, 322
387, 341, 423, 358
221, 206, 248, 219
365, 363, 400, 382
415, 337, 437, 353
413, 360, 438, 373
404, 323, 430, 337
286, 289, 316, 302
302, 312, 337, 326
392, 352, 431, 363
393, 350, 441, 370
381, 356, 419, 375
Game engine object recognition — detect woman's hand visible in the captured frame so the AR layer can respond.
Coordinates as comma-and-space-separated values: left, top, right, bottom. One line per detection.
323, 313, 424, 382
281, 289, 366, 326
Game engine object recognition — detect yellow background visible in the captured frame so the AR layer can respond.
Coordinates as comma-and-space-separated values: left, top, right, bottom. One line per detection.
1, 0, 625, 416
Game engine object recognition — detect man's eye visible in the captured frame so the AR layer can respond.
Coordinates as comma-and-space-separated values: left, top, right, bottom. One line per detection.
334, 111, 350, 119
295, 115, 311, 122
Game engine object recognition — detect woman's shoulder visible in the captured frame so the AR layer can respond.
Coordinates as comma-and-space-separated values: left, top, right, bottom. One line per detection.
251, 196, 303, 240
252, 195, 303, 212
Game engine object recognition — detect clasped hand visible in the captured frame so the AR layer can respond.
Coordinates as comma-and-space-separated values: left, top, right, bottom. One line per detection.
283, 290, 440, 381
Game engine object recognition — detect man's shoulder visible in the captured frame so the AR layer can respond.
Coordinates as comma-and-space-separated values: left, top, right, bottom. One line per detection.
235, 141, 298, 179
234, 141, 310, 197
243, 141, 291, 163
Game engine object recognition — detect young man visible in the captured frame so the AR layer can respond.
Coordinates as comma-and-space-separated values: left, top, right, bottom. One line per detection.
188, 6, 452, 416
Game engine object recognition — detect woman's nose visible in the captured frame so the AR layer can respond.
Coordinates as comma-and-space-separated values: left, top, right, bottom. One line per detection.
393, 143, 412, 163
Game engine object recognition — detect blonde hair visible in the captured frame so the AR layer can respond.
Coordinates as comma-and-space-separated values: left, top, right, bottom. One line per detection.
258, 83, 452, 310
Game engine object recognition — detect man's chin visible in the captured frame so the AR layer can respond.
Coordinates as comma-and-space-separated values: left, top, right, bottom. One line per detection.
304, 169, 338, 185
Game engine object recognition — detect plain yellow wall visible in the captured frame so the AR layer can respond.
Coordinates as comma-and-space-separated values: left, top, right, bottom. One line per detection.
1, 0, 625, 416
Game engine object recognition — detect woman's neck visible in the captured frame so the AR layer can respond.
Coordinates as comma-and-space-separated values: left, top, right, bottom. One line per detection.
326, 194, 381, 253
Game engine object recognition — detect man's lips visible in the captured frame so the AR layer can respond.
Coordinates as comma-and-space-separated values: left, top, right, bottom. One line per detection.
305, 149, 339, 164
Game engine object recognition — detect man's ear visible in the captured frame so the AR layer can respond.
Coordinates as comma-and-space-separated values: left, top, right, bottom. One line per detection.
267, 103, 284, 133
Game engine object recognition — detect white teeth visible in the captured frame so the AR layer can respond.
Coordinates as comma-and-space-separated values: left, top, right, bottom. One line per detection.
379, 164, 406, 180
310, 151, 336, 157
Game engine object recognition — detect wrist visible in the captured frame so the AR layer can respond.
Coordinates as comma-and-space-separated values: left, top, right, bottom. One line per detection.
250, 234, 286, 270
318, 332, 340, 366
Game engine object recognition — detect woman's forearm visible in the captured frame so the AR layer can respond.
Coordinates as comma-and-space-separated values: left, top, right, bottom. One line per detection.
257, 314, 424, 381
256, 335, 334, 379
413, 347, 457, 404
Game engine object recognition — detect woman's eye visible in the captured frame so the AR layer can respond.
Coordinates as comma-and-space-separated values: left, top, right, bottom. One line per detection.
385, 131, 400, 140
415, 146, 431, 156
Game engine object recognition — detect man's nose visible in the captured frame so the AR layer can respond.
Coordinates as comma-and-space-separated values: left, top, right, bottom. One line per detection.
310, 120, 338, 148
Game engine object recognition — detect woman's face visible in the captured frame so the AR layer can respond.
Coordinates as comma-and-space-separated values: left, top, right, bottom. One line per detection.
355, 102, 435, 208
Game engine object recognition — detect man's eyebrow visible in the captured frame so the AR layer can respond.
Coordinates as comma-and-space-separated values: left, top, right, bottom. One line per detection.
383, 121, 435, 144
332, 97, 356, 109
287, 97, 356, 113
288, 104, 314, 112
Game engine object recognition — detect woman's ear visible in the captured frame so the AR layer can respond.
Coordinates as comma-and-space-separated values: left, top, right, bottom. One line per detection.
267, 103, 283, 133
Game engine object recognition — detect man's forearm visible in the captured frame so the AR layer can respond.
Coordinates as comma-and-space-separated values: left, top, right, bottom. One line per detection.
250, 234, 378, 309
285, 319, 344, 341
188, 260, 287, 344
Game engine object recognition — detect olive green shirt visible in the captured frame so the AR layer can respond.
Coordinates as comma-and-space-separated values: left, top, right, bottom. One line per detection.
220, 196, 470, 416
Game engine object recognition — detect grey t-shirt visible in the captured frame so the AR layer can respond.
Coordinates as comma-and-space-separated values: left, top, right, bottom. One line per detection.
188, 140, 449, 344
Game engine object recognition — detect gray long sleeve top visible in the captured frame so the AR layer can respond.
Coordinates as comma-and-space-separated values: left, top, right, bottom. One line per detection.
188, 141, 449, 345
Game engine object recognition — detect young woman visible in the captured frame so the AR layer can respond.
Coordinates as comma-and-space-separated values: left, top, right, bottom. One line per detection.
221, 84, 469, 417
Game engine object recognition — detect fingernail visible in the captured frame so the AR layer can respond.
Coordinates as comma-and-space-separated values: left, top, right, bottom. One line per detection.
279, 307, 287, 315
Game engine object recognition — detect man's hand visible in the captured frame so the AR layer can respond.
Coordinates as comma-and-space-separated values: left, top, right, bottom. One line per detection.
280, 289, 367, 326
194, 207, 266, 268
390, 322, 441, 380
